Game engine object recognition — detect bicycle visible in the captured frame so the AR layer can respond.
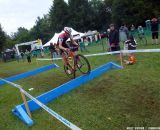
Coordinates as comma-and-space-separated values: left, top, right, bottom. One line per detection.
63, 46, 91, 79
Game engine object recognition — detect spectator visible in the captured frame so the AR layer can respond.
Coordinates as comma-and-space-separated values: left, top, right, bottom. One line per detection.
124, 35, 137, 65
2, 52, 7, 62
151, 17, 159, 44
49, 42, 58, 60
40, 48, 44, 58
125, 35, 137, 50
15, 52, 20, 62
130, 24, 136, 36
25, 50, 31, 63
137, 25, 144, 35
108, 24, 120, 52
119, 24, 129, 44
79, 37, 89, 52
20, 50, 25, 62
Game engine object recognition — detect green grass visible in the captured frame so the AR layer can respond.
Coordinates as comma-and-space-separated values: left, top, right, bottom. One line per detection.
0, 42, 160, 130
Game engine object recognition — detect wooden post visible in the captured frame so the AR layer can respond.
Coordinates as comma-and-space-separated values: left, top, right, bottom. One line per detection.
20, 90, 32, 118
120, 51, 123, 67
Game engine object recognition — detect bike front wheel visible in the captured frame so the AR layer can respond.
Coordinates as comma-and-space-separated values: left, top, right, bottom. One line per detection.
76, 54, 91, 74
64, 64, 76, 79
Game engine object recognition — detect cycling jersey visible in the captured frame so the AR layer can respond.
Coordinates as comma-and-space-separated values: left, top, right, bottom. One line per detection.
57, 33, 69, 48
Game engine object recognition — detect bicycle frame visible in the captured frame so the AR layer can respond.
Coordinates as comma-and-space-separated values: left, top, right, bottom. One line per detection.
64, 51, 77, 71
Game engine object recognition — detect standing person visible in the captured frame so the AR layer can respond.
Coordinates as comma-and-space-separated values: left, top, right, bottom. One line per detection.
138, 25, 144, 35
20, 50, 25, 62
49, 42, 58, 60
79, 37, 88, 52
151, 17, 159, 44
15, 52, 20, 62
25, 50, 31, 63
108, 24, 122, 64
130, 24, 136, 36
2, 52, 7, 62
119, 24, 129, 46
106, 28, 111, 51
108, 24, 120, 52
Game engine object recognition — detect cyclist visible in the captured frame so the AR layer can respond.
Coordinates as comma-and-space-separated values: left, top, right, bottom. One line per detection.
57, 27, 79, 73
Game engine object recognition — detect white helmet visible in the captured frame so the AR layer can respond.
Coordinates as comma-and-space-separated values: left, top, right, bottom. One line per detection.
64, 27, 72, 35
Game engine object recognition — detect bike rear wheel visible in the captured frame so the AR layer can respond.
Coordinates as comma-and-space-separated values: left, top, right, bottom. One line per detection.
76, 54, 91, 74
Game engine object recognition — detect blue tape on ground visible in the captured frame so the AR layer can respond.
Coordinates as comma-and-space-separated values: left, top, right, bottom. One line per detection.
12, 62, 122, 126
0, 64, 59, 86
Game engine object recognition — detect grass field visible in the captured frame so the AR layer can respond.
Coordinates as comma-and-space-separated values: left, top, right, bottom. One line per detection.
0, 39, 160, 130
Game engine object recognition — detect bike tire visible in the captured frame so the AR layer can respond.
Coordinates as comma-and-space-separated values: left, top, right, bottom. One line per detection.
76, 54, 91, 74
64, 64, 76, 79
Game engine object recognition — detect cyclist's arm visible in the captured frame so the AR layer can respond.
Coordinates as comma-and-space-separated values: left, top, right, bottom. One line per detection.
70, 36, 79, 46
58, 39, 68, 51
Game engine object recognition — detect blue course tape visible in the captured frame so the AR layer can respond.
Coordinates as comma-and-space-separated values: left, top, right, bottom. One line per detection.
12, 62, 122, 126
0, 64, 59, 86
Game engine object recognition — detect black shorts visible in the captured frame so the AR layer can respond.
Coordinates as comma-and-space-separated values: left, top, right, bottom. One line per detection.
152, 32, 158, 39
128, 47, 136, 50
70, 46, 78, 52
111, 46, 120, 52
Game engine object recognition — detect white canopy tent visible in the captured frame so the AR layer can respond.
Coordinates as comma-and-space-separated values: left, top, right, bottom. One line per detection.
43, 31, 64, 47
15, 39, 43, 55
43, 28, 85, 47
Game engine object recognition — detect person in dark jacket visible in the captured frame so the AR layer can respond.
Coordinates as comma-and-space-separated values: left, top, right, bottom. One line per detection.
125, 35, 137, 50
108, 24, 120, 52
20, 50, 25, 62
25, 49, 31, 63
49, 42, 58, 60
151, 17, 159, 44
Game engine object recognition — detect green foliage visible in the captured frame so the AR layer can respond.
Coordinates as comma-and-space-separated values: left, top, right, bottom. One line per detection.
12, 27, 31, 43
49, 0, 69, 32
89, 0, 111, 31
30, 15, 51, 43
0, 24, 6, 51
111, 0, 160, 26
4, 36, 16, 49
68, 0, 92, 31
2, 0, 160, 50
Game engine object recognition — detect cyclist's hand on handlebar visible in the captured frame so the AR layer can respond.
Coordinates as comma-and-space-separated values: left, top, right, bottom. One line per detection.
65, 48, 70, 52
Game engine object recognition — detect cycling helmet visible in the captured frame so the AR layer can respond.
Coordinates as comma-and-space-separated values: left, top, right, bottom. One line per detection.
64, 27, 72, 35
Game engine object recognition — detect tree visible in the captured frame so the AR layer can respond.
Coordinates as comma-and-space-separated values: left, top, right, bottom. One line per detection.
111, 0, 160, 27
49, 0, 69, 32
89, 0, 111, 31
12, 27, 31, 43
4, 35, 16, 49
30, 15, 51, 43
68, 0, 92, 31
0, 24, 6, 51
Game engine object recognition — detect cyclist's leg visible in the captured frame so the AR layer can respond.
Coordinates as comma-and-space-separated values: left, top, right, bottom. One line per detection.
72, 49, 79, 62
62, 53, 68, 66
59, 49, 67, 66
